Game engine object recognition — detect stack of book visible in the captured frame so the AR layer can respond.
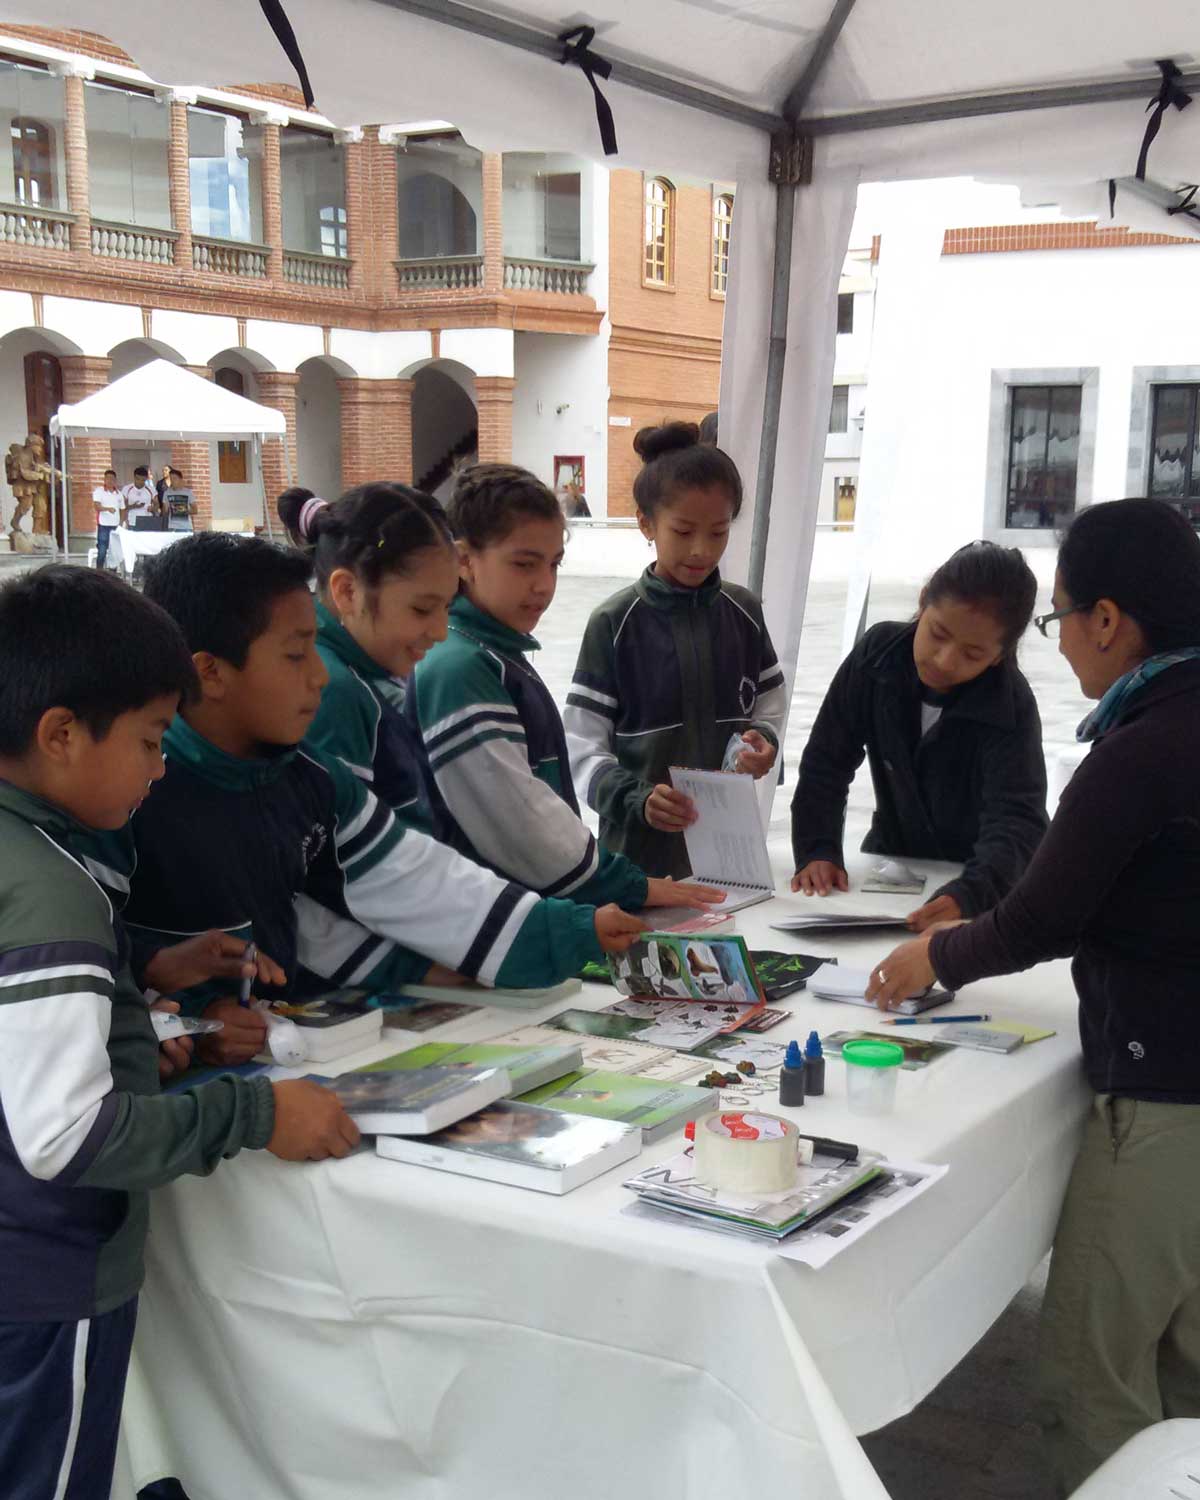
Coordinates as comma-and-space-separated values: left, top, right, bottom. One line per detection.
624, 1145, 885, 1242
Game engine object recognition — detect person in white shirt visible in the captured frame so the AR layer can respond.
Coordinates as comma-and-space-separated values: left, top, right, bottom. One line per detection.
121, 466, 157, 526
92, 468, 121, 568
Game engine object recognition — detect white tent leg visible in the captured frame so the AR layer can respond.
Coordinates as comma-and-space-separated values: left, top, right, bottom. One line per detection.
259, 436, 274, 539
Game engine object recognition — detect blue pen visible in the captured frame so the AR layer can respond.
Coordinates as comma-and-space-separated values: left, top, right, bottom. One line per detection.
239, 942, 257, 1008
882, 1013, 991, 1026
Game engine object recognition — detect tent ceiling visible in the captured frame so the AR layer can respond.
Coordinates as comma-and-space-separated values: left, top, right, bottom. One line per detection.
9, 0, 1200, 186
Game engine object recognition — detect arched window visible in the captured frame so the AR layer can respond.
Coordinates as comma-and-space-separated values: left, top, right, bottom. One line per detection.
398, 172, 478, 259
711, 192, 733, 296
214, 366, 249, 484
644, 176, 673, 285
12, 117, 53, 206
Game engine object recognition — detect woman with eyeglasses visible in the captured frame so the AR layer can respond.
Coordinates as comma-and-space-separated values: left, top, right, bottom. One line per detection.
869, 498, 1200, 1493
790, 540, 1047, 931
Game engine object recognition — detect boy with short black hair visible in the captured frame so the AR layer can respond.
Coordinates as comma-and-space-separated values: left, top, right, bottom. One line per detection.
122, 464, 156, 524
115, 532, 640, 1049
0, 566, 356, 1499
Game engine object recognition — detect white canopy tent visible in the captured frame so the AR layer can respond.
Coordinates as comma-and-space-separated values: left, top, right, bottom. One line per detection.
18, 0, 1200, 715
48, 358, 290, 547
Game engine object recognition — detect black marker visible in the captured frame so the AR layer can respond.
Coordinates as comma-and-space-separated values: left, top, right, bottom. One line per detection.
795, 1132, 859, 1163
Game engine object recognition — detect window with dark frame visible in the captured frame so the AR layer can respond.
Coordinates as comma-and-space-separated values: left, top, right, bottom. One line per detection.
1004, 384, 1082, 529
828, 385, 849, 434
1148, 384, 1200, 524
837, 291, 854, 334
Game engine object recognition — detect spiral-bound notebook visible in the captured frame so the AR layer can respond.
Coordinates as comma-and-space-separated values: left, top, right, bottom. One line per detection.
668, 767, 775, 914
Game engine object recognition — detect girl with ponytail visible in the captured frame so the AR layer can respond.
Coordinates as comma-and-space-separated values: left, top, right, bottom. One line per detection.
289, 482, 459, 828
564, 422, 787, 879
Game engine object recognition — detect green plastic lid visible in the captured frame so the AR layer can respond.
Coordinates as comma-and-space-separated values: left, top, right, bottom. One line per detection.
842, 1038, 905, 1070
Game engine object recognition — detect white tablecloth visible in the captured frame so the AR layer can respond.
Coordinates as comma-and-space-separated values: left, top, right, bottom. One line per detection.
117, 850, 1089, 1500
107, 527, 186, 577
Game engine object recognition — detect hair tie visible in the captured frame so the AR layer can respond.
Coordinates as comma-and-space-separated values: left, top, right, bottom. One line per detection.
298, 496, 328, 539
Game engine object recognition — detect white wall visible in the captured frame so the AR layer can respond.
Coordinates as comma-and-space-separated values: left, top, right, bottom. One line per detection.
847, 178, 1200, 575
510, 163, 609, 512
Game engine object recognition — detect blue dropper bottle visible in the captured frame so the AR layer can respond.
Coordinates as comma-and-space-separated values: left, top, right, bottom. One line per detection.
779, 1039, 806, 1107
804, 1030, 825, 1096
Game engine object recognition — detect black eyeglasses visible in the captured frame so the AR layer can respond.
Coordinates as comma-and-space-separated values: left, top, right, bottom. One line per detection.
1034, 602, 1093, 639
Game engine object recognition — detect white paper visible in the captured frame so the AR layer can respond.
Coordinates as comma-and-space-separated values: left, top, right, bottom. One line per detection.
774, 1160, 949, 1269
669, 767, 774, 897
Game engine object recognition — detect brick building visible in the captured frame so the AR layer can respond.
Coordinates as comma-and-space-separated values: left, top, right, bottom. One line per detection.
0, 25, 734, 545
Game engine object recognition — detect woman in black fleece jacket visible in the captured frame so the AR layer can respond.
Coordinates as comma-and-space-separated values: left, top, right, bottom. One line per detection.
869, 499, 1200, 1495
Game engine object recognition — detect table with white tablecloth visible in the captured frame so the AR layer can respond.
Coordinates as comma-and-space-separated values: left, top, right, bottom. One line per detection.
107, 526, 187, 578
116, 850, 1089, 1500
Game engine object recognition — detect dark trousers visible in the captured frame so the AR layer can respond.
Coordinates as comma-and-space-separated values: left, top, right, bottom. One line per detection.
0, 1297, 138, 1500
96, 525, 114, 569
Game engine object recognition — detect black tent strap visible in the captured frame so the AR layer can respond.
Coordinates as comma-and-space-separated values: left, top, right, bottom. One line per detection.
559, 25, 618, 156
1136, 58, 1191, 181
258, 0, 316, 109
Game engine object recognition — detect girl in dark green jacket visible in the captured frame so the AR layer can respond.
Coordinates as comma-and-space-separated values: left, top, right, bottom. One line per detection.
565, 422, 786, 878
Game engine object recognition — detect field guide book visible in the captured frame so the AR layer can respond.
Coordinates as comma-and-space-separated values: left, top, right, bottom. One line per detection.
359, 1039, 583, 1094
668, 766, 774, 913
519, 1070, 717, 1142
376, 1099, 641, 1193
320, 1063, 510, 1135
609, 931, 766, 1016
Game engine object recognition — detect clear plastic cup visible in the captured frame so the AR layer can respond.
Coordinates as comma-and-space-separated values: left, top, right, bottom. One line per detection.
842, 1038, 904, 1116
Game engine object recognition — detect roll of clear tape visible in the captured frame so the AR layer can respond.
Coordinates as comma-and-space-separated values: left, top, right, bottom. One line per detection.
692, 1111, 812, 1193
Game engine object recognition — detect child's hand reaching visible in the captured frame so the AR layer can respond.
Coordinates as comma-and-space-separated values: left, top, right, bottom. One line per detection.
594, 904, 646, 954
150, 998, 194, 1082
643, 877, 726, 908
268, 1080, 360, 1161
734, 730, 777, 779
143, 932, 286, 997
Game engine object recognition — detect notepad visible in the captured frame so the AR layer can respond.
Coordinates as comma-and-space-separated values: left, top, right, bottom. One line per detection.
668, 767, 774, 914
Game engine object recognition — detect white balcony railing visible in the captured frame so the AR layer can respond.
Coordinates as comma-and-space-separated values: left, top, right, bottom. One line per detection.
395, 255, 483, 292
0, 203, 74, 251
283, 250, 350, 290
193, 236, 269, 278
503, 257, 592, 294
91, 219, 177, 265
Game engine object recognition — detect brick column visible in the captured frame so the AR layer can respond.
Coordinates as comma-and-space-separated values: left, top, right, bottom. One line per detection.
255, 371, 301, 508
59, 356, 112, 534
482, 152, 504, 293
161, 91, 196, 271
337, 128, 366, 297
360, 125, 399, 303
338, 378, 413, 488
169, 366, 215, 531
474, 376, 514, 464
52, 63, 94, 255
252, 110, 287, 283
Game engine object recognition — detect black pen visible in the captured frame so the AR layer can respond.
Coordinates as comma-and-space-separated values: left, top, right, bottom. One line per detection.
795, 1132, 859, 1163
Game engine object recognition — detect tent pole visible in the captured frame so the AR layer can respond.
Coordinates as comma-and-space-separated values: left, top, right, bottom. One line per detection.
747, 180, 795, 597
368, 0, 784, 134
747, 0, 856, 596
260, 436, 274, 539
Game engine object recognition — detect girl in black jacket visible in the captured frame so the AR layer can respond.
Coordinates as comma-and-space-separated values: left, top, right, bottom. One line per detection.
790, 542, 1046, 930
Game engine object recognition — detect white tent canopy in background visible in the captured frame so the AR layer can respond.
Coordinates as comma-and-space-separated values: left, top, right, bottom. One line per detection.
14, 0, 1200, 714
49, 359, 289, 540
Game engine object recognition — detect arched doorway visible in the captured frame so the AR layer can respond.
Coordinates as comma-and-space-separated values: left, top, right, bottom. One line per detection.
411, 361, 477, 501
296, 357, 344, 503
207, 348, 271, 525
0, 327, 82, 545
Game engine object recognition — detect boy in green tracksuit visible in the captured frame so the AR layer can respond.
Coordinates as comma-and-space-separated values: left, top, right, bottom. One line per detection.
0, 567, 355, 1500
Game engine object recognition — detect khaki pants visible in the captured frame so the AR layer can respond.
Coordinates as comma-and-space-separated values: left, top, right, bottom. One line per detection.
1036, 1094, 1200, 1496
